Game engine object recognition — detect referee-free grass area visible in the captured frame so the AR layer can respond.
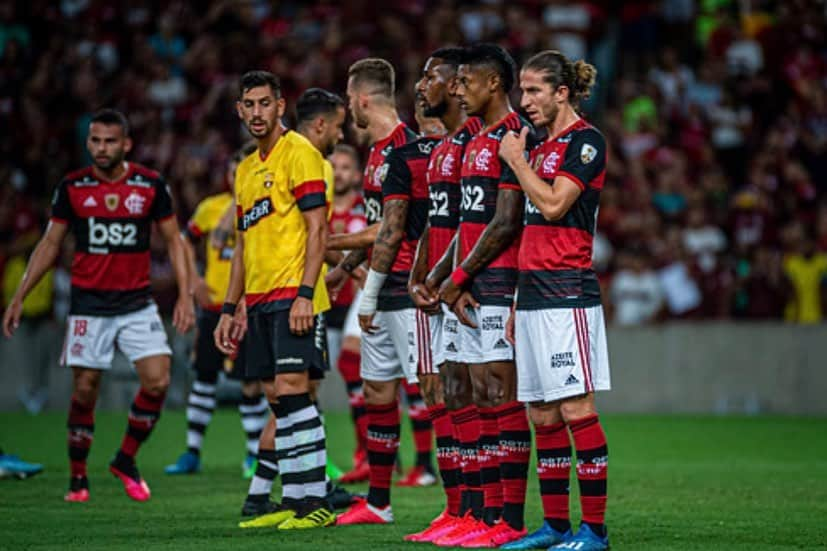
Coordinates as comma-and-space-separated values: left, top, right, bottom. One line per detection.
1, 411, 825, 551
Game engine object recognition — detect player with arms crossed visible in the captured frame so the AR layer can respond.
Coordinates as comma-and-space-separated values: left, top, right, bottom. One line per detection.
498, 51, 610, 551
215, 71, 333, 530
2, 109, 194, 503
405, 46, 488, 543
435, 44, 532, 547
165, 142, 270, 481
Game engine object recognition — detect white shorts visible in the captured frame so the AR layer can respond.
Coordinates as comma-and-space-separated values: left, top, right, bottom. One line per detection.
441, 307, 461, 364
515, 305, 611, 403
360, 308, 417, 384
458, 305, 513, 365
60, 302, 172, 370
411, 309, 438, 375
343, 290, 362, 339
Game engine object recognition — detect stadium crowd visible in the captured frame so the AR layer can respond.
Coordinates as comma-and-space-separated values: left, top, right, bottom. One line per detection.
1, 0, 826, 327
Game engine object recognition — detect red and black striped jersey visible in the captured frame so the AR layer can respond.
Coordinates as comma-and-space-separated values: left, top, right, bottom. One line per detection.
362, 122, 417, 229
329, 194, 366, 308
426, 117, 483, 270
458, 111, 529, 306
517, 119, 607, 310
50, 163, 175, 316
376, 135, 442, 311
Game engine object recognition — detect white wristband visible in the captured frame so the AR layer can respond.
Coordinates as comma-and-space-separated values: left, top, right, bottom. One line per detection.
358, 269, 388, 316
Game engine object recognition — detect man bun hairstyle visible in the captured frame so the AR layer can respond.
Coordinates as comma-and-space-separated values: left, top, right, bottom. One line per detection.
296, 87, 345, 126
522, 50, 597, 104
348, 58, 395, 98
90, 108, 130, 135
239, 70, 281, 98
463, 43, 517, 93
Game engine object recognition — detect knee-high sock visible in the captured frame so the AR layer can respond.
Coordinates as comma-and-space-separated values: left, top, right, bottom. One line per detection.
186, 373, 217, 455
68, 396, 96, 479
275, 394, 328, 504
338, 349, 367, 461
403, 381, 433, 470
535, 421, 572, 533
451, 405, 483, 518
497, 401, 531, 531
478, 406, 503, 524
430, 404, 461, 515
569, 414, 608, 535
366, 401, 400, 509
246, 448, 278, 503
120, 388, 166, 460
239, 393, 269, 456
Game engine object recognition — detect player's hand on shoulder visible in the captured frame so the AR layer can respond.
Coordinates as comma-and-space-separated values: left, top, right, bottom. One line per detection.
498, 127, 529, 167
289, 297, 313, 335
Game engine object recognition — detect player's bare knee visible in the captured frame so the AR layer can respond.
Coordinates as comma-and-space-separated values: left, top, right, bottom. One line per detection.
419, 374, 443, 407
341, 336, 360, 353
363, 379, 396, 405
443, 363, 472, 410
470, 372, 492, 408
559, 394, 597, 424
241, 381, 261, 398
260, 380, 278, 403
529, 402, 561, 426
276, 372, 308, 397
72, 371, 100, 404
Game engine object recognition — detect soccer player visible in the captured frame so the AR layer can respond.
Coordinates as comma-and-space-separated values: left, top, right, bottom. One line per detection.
498, 51, 610, 551
215, 71, 334, 530
333, 57, 420, 525
2, 109, 195, 503
325, 144, 371, 483
436, 43, 532, 547
405, 46, 487, 543
165, 142, 270, 480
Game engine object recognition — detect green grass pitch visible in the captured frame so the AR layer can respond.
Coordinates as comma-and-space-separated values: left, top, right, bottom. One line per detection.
1, 410, 825, 550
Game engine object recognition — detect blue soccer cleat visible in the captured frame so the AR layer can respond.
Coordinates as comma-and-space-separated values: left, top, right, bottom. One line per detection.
500, 521, 571, 550
0, 453, 44, 479
549, 523, 609, 550
164, 451, 200, 475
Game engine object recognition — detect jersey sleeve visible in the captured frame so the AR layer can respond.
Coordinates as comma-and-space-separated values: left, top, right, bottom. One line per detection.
381, 150, 412, 202
151, 177, 175, 221
49, 180, 73, 223
290, 145, 327, 212
557, 128, 607, 190
186, 199, 212, 239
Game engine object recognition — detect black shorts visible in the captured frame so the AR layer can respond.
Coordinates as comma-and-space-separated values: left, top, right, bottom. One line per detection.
310, 313, 330, 381
194, 310, 251, 381
244, 309, 322, 381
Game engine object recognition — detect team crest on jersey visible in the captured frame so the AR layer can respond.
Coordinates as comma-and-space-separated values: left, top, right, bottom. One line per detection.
375, 163, 389, 185
441, 153, 455, 176
475, 147, 493, 171
580, 143, 597, 164
263, 172, 274, 188
543, 151, 560, 173
124, 191, 146, 215
105, 193, 119, 211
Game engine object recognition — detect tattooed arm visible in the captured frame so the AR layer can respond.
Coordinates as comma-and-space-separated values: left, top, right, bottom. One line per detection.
425, 232, 457, 291
328, 223, 380, 251
409, 226, 440, 312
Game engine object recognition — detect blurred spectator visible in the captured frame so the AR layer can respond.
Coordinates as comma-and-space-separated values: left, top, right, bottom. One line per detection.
782, 236, 827, 324
609, 248, 663, 326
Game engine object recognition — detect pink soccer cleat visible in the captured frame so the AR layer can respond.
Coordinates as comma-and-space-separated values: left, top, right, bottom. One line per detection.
109, 464, 151, 502
335, 500, 393, 525
460, 521, 528, 548
64, 488, 90, 503
432, 513, 491, 547
404, 509, 460, 542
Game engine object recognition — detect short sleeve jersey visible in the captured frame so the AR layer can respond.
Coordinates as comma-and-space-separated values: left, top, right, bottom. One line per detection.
50, 162, 175, 316
376, 135, 441, 310
186, 192, 234, 311
458, 111, 529, 306
234, 130, 329, 315
517, 119, 607, 310
362, 122, 417, 231
426, 117, 483, 270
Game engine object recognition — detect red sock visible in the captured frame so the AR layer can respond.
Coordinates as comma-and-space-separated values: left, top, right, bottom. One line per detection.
338, 349, 367, 460
403, 382, 433, 469
430, 404, 461, 515
451, 405, 483, 518
569, 415, 608, 528
536, 422, 572, 532
496, 401, 530, 530
366, 401, 400, 509
120, 388, 166, 458
478, 406, 503, 522
68, 397, 96, 478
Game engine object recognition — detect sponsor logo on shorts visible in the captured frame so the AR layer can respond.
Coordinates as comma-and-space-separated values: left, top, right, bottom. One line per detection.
444, 319, 458, 334
70, 342, 84, 356
73, 319, 88, 337
481, 315, 503, 331
407, 332, 414, 346
565, 374, 579, 385
446, 342, 458, 353
150, 321, 164, 332
550, 352, 576, 369
493, 338, 510, 350
277, 357, 303, 366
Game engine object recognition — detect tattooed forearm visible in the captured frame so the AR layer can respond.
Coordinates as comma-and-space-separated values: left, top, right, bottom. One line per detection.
341, 248, 367, 274
460, 188, 523, 277
370, 198, 409, 274
428, 233, 457, 285
409, 225, 430, 287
